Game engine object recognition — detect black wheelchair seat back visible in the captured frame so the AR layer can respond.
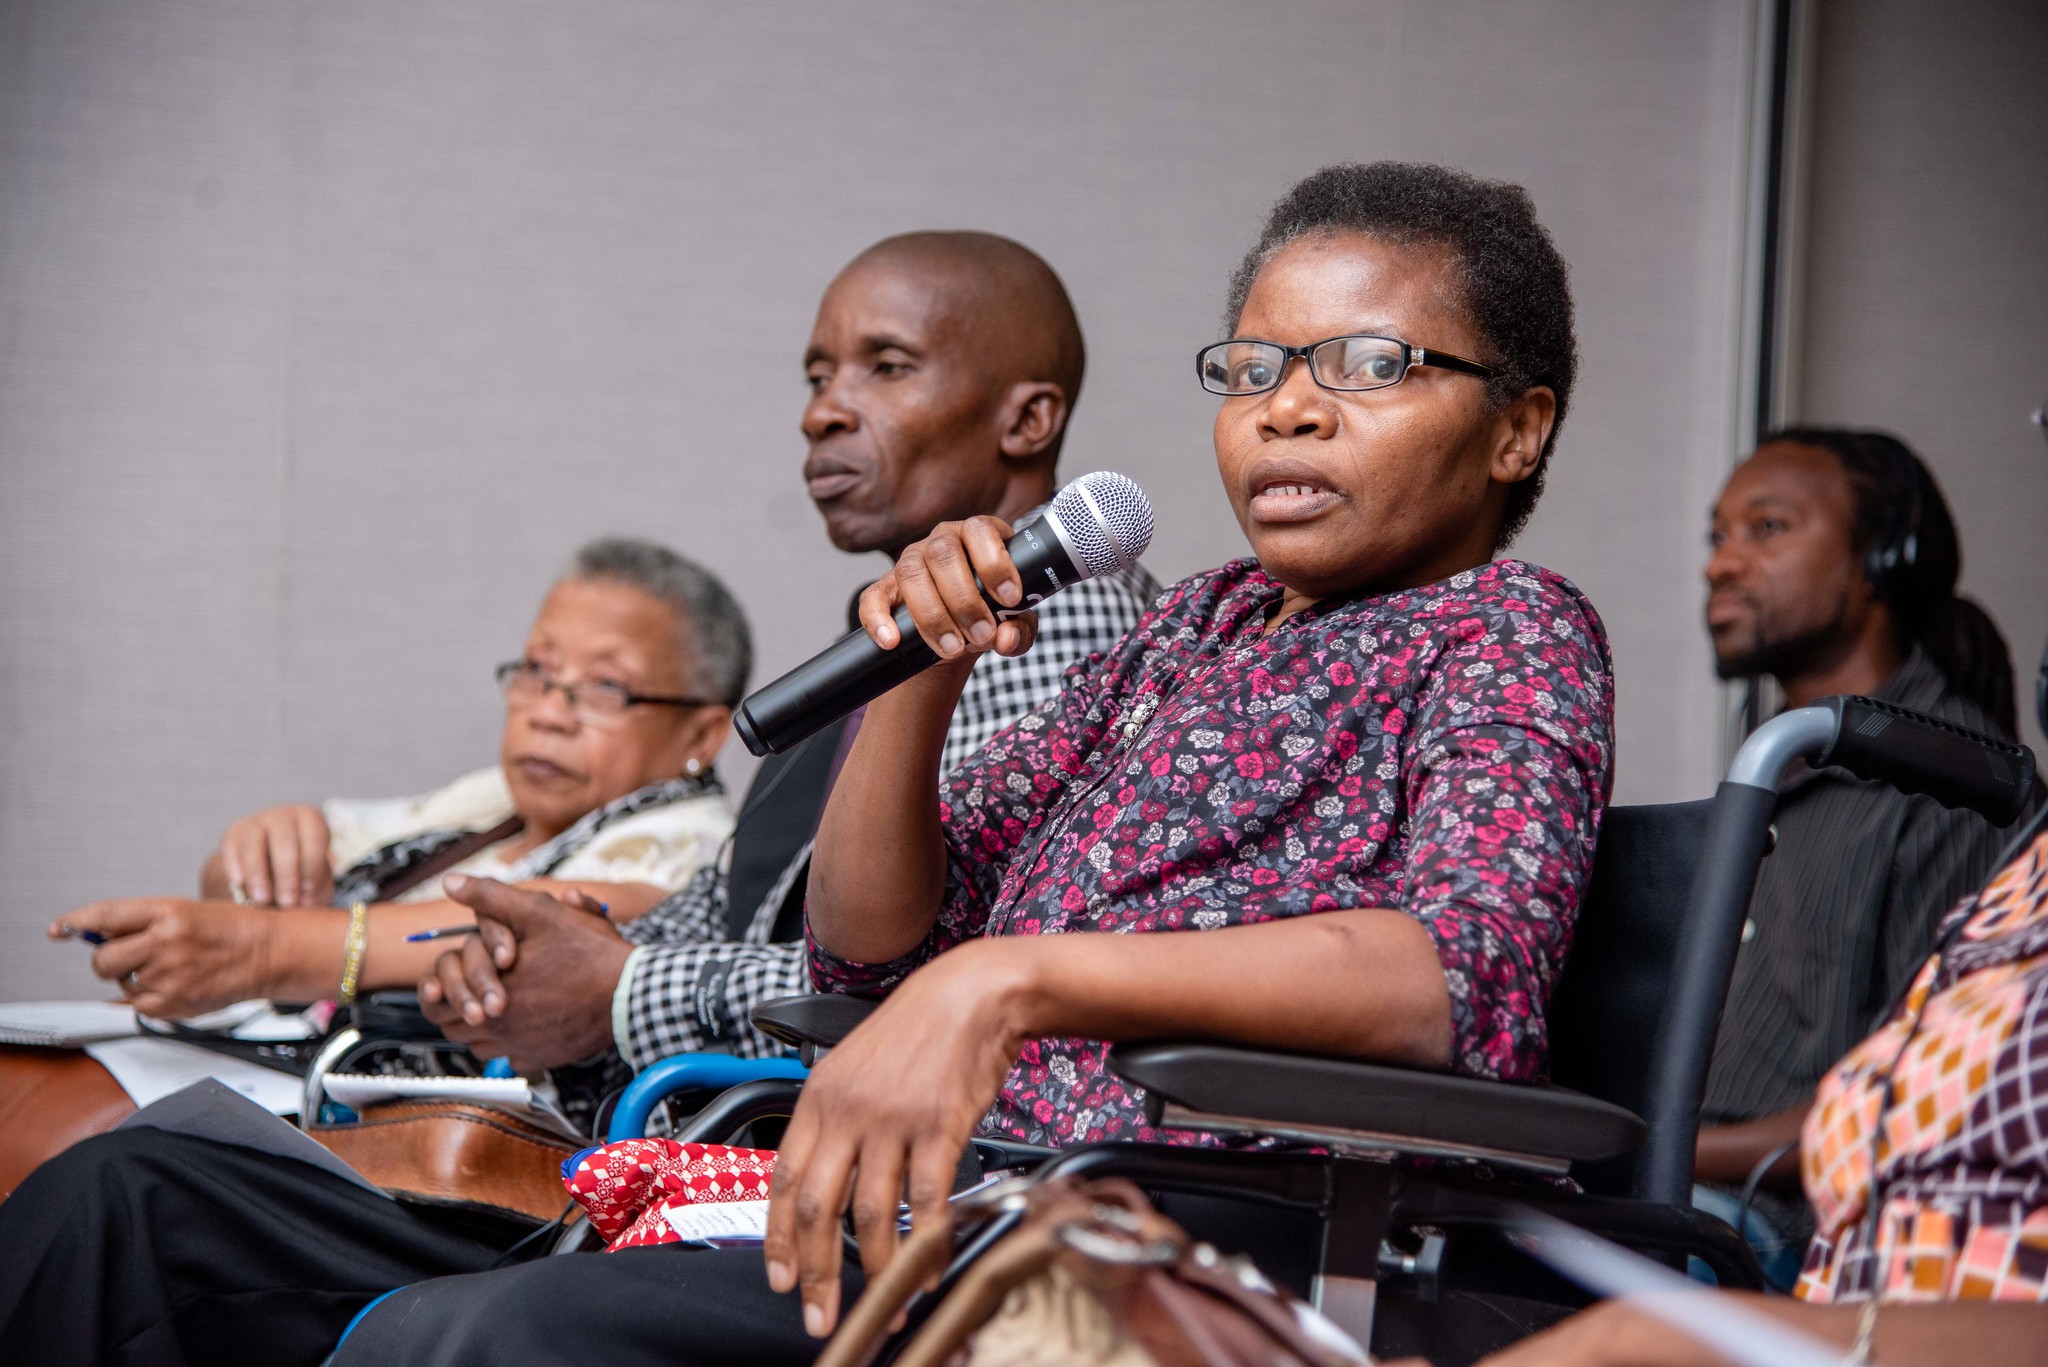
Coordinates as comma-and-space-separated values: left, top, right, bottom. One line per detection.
1546, 800, 1712, 1192
739, 701, 2032, 1362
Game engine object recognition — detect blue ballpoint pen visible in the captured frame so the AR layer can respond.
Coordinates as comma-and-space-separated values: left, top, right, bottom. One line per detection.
405, 925, 482, 943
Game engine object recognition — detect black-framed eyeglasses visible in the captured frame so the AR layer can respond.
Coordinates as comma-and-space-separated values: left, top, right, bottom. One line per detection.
495, 659, 713, 724
1196, 333, 1495, 397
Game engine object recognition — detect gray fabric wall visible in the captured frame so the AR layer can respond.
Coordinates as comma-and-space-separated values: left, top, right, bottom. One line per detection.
0, 0, 1783, 1001
1795, 0, 2048, 759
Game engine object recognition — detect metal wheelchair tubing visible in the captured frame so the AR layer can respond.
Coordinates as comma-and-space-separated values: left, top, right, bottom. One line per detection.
670, 1077, 808, 1145
605, 1054, 807, 1143
1638, 705, 1842, 1208
1724, 706, 1838, 790
300, 1027, 363, 1129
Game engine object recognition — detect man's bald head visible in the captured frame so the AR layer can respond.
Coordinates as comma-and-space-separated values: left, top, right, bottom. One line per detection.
849, 231, 1086, 419
801, 232, 1088, 556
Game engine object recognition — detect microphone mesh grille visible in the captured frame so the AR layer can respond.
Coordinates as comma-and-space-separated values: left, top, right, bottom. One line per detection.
1053, 472, 1155, 578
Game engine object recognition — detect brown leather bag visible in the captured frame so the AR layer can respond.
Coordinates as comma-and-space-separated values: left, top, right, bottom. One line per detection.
819, 1177, 1369, 1367
0, 815, 529, 1205
0, 1052, 576, 1224
306, 1100, 579, 1225
0, 1047, 137, 1200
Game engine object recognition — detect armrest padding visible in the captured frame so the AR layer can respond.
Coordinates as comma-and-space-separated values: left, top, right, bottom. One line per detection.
750, 994, 881, 1051
1112, 1043, 1644, 1164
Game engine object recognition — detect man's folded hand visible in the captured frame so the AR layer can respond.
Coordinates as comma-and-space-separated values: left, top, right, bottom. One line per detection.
418, 874, 633, 1071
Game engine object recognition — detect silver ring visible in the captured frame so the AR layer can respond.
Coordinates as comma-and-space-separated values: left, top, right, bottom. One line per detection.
124, 971, 141, 991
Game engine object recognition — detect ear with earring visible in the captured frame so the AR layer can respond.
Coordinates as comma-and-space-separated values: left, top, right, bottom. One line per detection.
685, 757, 703, 776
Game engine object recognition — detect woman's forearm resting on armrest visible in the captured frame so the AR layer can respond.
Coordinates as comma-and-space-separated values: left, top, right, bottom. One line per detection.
956, 907, 1454, 1072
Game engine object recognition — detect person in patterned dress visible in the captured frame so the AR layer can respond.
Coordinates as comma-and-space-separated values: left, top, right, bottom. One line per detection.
326, 160, 1616, 1365
1406, 804, 2048, 1367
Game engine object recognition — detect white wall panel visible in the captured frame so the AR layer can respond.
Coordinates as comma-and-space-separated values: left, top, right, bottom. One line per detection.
1794, 0, 2048, 757
0, 0, 1761, 999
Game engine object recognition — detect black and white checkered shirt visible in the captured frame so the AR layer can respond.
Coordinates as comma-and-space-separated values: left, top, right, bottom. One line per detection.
611, 557, 1162, 1069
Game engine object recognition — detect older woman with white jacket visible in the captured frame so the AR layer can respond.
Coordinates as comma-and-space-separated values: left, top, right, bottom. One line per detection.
53, 536, 747, 1021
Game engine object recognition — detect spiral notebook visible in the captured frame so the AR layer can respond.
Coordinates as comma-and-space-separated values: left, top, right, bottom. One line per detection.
0, 1000, 141, 1047
320, 1071, 581, 1138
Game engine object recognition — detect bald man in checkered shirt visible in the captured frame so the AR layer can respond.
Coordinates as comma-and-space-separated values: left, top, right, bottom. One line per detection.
0, 233, 1159, 1363
419, 231, 1159, 1105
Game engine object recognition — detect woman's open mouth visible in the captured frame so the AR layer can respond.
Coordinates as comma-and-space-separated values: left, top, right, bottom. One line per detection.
1249, 480, 1339, 523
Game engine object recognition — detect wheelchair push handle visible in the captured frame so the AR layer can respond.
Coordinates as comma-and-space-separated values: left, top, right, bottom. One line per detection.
1641, 696, 2036, 1207
1722, 697, 2036, 823
1810, 694, 2035, 827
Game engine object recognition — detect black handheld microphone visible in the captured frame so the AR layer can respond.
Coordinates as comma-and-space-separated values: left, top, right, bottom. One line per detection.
732, 471, 1155, 757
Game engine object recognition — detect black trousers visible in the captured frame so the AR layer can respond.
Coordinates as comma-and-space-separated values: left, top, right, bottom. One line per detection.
0, 1129, 526, 1367
335, 1244, 862, 1367
331, 1194, 1316, 1365
2, 1129, 1321, 1366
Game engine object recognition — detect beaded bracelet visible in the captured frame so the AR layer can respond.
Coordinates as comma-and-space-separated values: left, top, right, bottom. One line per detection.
337, 902, 369, 1006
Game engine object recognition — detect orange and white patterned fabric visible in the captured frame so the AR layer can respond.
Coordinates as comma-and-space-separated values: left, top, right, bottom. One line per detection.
562, 1139, 776, 1251
1797, 825, 2048, 1302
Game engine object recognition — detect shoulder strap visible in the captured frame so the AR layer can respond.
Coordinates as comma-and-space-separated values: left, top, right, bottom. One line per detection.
373, 815, 525, 902
725, 717, 848, 941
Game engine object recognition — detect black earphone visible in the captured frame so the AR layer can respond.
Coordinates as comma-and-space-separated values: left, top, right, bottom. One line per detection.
1861, 463, 1926, 604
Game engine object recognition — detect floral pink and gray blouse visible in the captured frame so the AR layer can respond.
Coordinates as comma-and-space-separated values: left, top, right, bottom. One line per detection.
812, 558, 1616, 1148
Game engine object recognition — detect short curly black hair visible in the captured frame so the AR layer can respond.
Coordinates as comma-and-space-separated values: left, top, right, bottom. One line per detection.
1225, 162, 1577, 549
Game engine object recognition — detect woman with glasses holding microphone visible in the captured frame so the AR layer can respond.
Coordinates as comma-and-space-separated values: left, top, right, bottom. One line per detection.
49, 536, 746, 1023
331, 160, 1617, 1366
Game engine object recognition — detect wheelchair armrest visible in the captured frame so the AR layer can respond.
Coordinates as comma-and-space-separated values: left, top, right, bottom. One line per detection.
750, 994, 881, 1056
1113, 1042, 1644, 1170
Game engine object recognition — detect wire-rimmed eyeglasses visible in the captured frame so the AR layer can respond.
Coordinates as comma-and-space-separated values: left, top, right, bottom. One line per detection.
496, 659, 713, 725
1196, 333, 1495, 397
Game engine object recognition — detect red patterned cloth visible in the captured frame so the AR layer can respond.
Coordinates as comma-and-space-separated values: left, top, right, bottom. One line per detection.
562, 1139, 776, 1250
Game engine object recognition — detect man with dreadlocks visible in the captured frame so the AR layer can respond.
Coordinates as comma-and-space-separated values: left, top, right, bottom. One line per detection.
1693, 427, 2031, 1284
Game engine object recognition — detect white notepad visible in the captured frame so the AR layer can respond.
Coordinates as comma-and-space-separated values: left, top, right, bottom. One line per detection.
0, 1000, 140, 1047
321, 1072, 579, 1137
662, 1199, 770, 1245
